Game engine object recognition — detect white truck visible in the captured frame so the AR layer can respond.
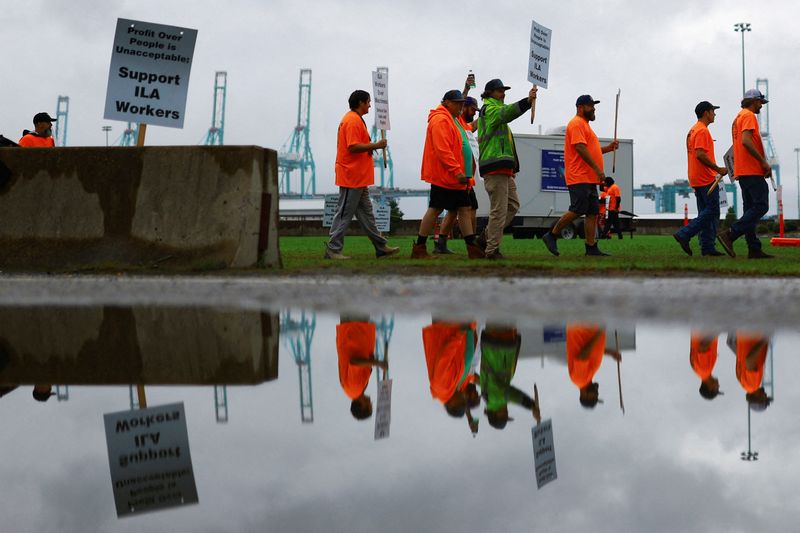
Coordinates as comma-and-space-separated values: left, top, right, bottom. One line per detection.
474, 133, 635, 239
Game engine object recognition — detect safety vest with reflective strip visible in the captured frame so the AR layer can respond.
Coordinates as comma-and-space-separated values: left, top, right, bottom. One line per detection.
476, 97, 530, 175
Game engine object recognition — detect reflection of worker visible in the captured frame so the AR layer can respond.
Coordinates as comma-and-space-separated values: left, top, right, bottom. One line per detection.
336, 316, 385, 420
422, 320, 478, 418
729, 331, 772, 411
18, 112, 57, 147
690, 331, 722, 400
480, 325, 539, 430
0, 384, 53, 402
566, 323, 621, 408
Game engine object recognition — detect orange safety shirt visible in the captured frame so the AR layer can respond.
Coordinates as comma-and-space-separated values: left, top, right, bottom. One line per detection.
732, 109, 766, 177
565, 115, 603, 186
18, 134, 55, 148
422, 322, 468, 403
690, 332, 718, 380
420, 105, 468, 190
335, 111, 375, 188
566, 324, 605, 389
735, 333, 768, 393
336, 322, 376, 400
686, 121, 717, 187
606, 183, 621, 212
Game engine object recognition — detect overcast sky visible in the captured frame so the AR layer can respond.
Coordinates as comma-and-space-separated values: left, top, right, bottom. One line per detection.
3, 1, 799, 213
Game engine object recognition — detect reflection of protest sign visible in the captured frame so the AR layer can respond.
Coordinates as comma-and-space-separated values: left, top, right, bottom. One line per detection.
532, 419, 557, 489
528, 20, 552, 88
104, 19, 198, 129
374, 379, 392, 440
541, 150, 567, 192
104, 402, 198, 517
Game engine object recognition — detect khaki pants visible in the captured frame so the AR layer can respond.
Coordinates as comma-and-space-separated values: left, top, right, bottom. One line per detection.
483, 174, 519, 254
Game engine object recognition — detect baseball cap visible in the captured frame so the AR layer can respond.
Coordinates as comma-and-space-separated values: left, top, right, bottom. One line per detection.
33, 112, 57, 124
743, 89, 768, 103
442, 89, 466, 102
576, 95, 600, 106
464, 96, 479, 107
695, 101, 720, 118
484, 79, 510, 92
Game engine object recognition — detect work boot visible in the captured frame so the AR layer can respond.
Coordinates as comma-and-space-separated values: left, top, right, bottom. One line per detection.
702, 249, 726, 257
324, 247, 350, 260
411, 243, 432, 259
466, 243, 486, 259
375, 244, 400, 258
475, 232, 488, 251
485, 250, 505, 260
542, 232, 559, 256
433, 236, 455, 255
673, 233, 693, 256
717, 229, 736, 258
748, 249, 775, 259
585, 243, 610, 256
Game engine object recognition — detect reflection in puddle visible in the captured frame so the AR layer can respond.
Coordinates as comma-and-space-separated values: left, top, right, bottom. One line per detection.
0, 305, 792, 532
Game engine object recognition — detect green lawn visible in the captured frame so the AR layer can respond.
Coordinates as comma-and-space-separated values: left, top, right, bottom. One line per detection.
279, 234, 800, 276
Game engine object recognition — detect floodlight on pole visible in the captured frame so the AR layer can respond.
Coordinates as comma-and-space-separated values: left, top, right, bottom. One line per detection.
734, 22, 751, 96
102, 126, 112, 147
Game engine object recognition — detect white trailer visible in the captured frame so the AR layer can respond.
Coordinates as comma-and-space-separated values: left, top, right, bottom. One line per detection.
474, 133, 635, 239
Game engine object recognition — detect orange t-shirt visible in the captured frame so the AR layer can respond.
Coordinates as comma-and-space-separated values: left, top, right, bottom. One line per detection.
565, 115, 603, 186
335, 111, 374, 188
336, 322, 376, 400
18, 134, 55, 147
735, 333, 768, 394
422, 322, 468, 403
686, 121, 717, 187
689, 332, 718, 380
731, 109, 766, 177
566, 324, 605, 389
606, 183, 621, 212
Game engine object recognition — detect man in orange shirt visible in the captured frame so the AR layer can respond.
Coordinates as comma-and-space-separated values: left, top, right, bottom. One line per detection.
673, 101, 729, 256
336, 316, 386, 420
603, 177, 623, 239
326, 90, 400, 260
717, 89, 773, 259
412, 90, 484, 259
689, 331, 722, 400
18, 112, 57, 147
597, 183, 608, 238
543, 95, 618, 257
434, 95, 481, 255
566, 323, 621, 408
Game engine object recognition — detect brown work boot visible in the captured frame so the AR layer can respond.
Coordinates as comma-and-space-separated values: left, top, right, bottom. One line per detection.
717, 229, 736, 258
375, 244, 400, 258
485, 250, 505, 260
475, 232, 487, 251
748, 249, 775, 259
324, 248, 350, 260
411, 243, 432, 259
467, 243, 486, 259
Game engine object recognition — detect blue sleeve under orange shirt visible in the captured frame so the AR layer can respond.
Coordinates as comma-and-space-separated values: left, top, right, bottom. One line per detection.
566, 324, 605, 389
336, 322, 376, 399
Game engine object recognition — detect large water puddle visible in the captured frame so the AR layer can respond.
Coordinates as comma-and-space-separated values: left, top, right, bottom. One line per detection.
0, 304, 794, 532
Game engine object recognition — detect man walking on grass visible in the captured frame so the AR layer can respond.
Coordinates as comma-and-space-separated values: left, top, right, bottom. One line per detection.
325, 90, 400, 260
542, 95, 618, 257
717, 89, 773, 259
673, 101, 728, 256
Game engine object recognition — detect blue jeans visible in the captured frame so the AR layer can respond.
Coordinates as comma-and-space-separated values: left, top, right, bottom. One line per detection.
731, 176, 769, 251
676, 184, 719, 254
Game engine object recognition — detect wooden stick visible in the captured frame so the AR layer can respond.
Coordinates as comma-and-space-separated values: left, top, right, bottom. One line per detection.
533, 383, 541, 425
136, 123, 147, 147
615, 330, 624, 415
612, 90, 620, 173
136, 384, 147, 409
708, 173, 724, 195
381, 129, 387, 169
530, 86, 537, 124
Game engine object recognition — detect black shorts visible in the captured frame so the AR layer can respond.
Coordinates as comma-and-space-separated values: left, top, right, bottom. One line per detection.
568, 183, 600, 215
467, 187, 478, 210
429, 184, 471, 211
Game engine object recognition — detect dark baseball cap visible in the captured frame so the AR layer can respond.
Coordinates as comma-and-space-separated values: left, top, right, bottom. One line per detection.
484, 79, 510, 92
576, 95, 600, 106
695, 101, 720, 118
743, 88, 768, 103
464, 96, 479, 107
33, 112, 57, 124
442, 89, 466, 102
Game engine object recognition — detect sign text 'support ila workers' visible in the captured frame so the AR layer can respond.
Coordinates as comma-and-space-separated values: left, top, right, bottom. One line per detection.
104, 18, 198, 128
528, 20, 552, 89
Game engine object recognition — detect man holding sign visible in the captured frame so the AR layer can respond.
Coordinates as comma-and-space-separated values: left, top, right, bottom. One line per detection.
326, 90, 400, 260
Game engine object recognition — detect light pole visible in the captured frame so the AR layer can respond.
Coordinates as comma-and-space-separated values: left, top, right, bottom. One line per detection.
102, 125, 112, 147
740, 405, 759, 462
734, 23, 751, 96
795, 147, 800, 221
